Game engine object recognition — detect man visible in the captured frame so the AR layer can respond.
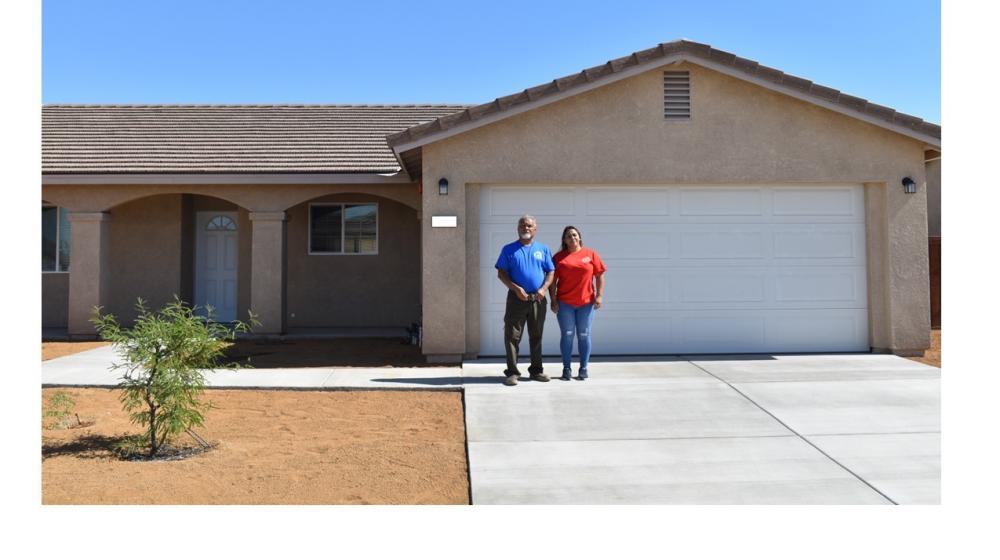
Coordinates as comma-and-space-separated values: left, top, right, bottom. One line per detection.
495, 214, 555, 386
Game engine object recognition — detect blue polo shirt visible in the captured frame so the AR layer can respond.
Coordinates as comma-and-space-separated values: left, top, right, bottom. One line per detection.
495, 240, 555, 293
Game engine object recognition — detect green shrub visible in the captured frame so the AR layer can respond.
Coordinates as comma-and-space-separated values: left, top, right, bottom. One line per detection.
92, 297, 255, 458
43, 390, 78, 429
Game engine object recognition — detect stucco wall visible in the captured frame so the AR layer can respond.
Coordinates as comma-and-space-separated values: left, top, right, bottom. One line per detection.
926, 158, 941, 237
42, 273, 69, 328
285, 194, 421, 328
421, 61, 931, 357
106, 195, 185, 323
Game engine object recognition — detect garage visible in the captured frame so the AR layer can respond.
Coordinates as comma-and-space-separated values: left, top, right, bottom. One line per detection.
479, 184, 869, 356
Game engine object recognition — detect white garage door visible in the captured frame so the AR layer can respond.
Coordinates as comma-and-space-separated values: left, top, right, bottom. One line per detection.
479, 184, 869, 356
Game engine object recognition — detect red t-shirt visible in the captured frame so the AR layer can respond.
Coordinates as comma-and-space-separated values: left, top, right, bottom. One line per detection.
553, 247, 607, 307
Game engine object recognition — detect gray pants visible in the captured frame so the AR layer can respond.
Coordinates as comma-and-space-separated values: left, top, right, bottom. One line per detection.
503, 291, 547, 376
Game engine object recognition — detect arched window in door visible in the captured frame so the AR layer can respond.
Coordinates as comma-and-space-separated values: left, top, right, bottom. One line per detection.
205, 215, 237, 231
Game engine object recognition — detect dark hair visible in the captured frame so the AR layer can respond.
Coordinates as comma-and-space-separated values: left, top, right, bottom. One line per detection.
560, 226, 583, 253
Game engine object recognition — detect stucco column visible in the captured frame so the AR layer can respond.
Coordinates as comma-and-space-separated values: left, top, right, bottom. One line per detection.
420, 168, 467, 363
249, 211, 287, 335
67, 212, 111, 339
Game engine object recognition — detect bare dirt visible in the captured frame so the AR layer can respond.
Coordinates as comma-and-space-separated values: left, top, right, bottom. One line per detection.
42, 387, 469, 505
42, 341, 110, 361
906, 329, 941, 368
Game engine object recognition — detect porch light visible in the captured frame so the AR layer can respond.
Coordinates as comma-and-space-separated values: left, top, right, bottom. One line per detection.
902, 177, 917, 194
438, 178, 449, 195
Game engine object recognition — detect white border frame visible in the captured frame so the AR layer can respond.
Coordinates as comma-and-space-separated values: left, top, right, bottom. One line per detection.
41, 204, 69, 274
307, 202, 380, 256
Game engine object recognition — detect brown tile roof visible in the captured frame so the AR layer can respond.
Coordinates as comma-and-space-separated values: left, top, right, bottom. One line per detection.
387, 39, 941, 150
42, 104, 470, 174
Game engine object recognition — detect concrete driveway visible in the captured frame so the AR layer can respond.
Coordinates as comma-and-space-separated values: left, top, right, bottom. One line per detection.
462, 354, 940, 505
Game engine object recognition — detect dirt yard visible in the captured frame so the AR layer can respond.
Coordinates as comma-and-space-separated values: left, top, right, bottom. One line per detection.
907, 329, 941, 368
42, 341, 109, 361
42, 387, 469, 504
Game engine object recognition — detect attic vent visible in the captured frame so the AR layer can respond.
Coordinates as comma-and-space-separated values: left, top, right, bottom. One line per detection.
663, 71, 691, 119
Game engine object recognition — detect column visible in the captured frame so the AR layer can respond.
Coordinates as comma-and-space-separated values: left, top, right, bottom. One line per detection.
67, 212, 111, 338
249, 211, 287, 335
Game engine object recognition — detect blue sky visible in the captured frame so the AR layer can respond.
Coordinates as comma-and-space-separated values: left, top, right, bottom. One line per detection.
43, 0, 941, 122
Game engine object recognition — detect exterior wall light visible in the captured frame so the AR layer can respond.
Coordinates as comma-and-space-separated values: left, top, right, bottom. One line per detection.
438, 178, 449, 195
902, 177, 917, 194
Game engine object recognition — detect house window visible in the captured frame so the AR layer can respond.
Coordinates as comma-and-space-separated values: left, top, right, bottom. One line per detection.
42, 206, 71, 272
309, 203, 378, 255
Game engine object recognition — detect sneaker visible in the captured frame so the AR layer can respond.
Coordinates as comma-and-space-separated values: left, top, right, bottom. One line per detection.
578, 368, 589, 380
529, 372, 551, 382
561, 367, 572, 381
503, 374, 519, 386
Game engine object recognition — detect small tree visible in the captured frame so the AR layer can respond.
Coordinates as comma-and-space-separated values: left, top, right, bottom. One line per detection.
92, 297, 254, 458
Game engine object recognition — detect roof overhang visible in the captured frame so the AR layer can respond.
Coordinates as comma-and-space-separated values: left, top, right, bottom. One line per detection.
42, 172, 414, 186
390, 49, 941, 169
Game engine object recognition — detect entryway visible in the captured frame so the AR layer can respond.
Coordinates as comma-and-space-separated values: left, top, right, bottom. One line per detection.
195, 211, 239, 322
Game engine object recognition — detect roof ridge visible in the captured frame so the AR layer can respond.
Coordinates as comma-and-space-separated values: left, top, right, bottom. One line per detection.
43, 103, 473, 108
387, 38, 940, 149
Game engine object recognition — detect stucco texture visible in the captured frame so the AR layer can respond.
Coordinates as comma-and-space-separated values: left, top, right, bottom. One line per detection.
420, 61, 931, 357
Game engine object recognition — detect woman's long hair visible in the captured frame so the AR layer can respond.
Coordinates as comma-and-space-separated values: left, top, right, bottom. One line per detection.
560, 225, 583, 253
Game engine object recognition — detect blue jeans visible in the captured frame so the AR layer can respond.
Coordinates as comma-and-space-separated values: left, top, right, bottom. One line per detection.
556, 302, 595, 375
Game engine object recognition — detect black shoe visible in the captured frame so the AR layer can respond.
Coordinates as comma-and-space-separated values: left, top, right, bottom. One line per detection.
561, 367, 572, 381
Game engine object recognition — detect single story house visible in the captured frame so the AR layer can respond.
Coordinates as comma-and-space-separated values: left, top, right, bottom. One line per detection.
42, 39, 941, 362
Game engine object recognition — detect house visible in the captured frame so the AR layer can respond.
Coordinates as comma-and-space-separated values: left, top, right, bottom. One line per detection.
42, 40, 941, 361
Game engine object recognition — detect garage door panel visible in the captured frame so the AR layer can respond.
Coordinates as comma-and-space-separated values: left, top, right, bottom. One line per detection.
679, 272, 765, 303
773, 230, 861, 260
479, 184, 869, 356
765, 310, 868, 351
771, 186, 862, 217
679, 187, 764, 216
585, 187, 671, 216
680, 231, 765, 259
775, 270, 866, 304
488, 187, 576, 217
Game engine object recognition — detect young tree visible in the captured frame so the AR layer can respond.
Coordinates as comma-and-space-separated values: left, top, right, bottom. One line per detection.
92, 297, 255, 458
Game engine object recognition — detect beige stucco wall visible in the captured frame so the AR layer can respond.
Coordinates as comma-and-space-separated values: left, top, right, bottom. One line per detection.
106, 195, 185, 323
926, 158, 941, 237
421, 61, 932, 358
285, 194, 421, 328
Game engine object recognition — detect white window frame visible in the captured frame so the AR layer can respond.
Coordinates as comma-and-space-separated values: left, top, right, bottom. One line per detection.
307, 202, 379, 256
42, 205, 70, 274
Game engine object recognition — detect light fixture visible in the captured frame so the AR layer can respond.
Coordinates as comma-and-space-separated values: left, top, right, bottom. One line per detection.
902, 177, 917, 194
438, 178, 449, 195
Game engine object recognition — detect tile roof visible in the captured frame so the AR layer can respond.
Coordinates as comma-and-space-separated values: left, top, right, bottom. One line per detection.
42, 104, 470, 175
387, 39, 941, 150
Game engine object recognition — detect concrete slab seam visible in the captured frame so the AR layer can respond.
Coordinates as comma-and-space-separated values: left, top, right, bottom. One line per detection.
687, 361, 899, 505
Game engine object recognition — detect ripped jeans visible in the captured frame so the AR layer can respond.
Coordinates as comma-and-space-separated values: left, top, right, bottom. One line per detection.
556, 302, 595, 375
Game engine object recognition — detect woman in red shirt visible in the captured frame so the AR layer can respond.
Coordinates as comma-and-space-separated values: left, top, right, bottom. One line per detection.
549, 226, 606, 380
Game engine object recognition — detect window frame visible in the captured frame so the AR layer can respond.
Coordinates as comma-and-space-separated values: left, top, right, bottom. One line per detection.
42, 205, 71, 274
307, 202, 379, 256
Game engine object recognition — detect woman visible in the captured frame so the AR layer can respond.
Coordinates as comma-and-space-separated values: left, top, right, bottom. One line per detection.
549, 226, 606, 380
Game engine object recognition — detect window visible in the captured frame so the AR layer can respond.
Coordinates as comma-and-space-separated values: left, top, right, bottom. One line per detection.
309, 203, 378, 254
42, 206, 71, 272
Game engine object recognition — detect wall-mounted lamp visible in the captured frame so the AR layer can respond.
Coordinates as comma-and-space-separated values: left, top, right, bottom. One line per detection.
438, 178, 449, 195
902, 177, 917, 194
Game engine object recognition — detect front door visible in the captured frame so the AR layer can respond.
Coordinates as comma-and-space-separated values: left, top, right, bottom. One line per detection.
195, 212, 239, 322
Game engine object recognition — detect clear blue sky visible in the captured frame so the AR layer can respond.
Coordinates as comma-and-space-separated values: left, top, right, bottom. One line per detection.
42, 0, 941, 123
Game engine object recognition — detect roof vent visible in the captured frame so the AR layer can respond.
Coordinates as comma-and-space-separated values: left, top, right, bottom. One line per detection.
663, 71, 691, 120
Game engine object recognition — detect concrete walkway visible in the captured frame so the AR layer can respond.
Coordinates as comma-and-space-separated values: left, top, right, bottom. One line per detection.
42, 347, 939, 504
41, 345, 463, 390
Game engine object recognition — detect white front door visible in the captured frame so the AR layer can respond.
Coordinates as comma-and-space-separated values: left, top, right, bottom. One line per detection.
479, 184, 870, 356
195, 212, 239, 322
